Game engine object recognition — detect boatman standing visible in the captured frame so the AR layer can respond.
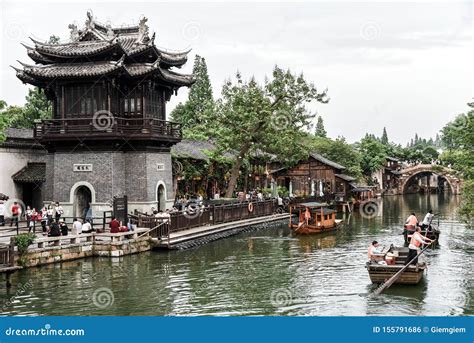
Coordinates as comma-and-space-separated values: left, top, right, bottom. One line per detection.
405, 212, 418, 231
405, 227, 433, 265
421, 209, 435, 230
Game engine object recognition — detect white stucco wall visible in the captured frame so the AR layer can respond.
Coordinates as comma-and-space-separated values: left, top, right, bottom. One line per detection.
0, 146, 46, 200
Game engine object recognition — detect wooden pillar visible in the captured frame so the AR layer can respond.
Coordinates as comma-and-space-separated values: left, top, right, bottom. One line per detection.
61, 85, 65, 119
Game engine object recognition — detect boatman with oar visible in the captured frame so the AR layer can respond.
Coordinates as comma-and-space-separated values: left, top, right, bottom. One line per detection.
406, 227, 434, 265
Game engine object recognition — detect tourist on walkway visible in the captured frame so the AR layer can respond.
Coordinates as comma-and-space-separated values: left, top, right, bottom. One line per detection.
83, 203, 93, 222
405, 212, 418, 231
59, 219, 68, 236
72, 218, 82, 235
46, 205, 54, 226
405, 227, 433, 265
54, 202, 64, 222
40, 206, 48, 233
82, 219, 92, 233
48, 219, 61, 237
26, 206, 37, 233
0, 201, 5, 226
10, 201, 20, 227
109, 216, 120, 233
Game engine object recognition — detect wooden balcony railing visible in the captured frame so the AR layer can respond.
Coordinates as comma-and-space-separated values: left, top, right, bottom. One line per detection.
34, 117, 182, 142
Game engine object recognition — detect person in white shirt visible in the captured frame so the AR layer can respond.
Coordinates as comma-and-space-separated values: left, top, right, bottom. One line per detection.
81, 220, 92, 233
72, 218, 82, 235
0, 201, 6, 226
54, 202, 64, 222
367, 240, 383, 262
421, 209, 434, 229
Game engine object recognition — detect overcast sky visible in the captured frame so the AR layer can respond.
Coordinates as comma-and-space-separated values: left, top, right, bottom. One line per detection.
1, 1, 472, 144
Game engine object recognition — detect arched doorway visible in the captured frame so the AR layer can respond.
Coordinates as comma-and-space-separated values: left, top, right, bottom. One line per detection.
74, 185, 92, 218
157, 184, 166, 211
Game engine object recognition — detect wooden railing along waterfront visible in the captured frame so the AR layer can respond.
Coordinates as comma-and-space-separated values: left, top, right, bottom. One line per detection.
133, 199, 277, 241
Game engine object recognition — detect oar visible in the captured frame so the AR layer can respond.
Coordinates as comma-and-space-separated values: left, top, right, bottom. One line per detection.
372, 241, 435, 296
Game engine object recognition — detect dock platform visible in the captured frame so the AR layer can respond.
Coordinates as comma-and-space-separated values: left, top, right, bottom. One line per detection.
152, 213, 289, 249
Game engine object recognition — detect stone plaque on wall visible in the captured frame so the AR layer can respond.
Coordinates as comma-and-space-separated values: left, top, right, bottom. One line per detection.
73, 164, 93, 172
157, 163, 165, 171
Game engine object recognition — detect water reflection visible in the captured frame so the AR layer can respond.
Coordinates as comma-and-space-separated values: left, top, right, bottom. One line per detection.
0, 194, 471, 316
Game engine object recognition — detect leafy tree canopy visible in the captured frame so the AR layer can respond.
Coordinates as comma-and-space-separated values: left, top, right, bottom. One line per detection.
214, 66, 329, 197
314, 116, 327, 138
171, 55, 215, 137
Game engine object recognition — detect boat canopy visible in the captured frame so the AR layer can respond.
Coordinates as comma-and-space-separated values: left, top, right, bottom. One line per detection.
293, 202, 327, 208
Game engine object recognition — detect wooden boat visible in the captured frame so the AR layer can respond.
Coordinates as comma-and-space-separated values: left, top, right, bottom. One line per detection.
366, 246, 426, 285
402, 225, 440, 245
289, 202, 343, 234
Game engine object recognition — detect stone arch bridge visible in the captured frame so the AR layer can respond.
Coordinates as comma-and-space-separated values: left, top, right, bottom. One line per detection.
393, 164, 463, 194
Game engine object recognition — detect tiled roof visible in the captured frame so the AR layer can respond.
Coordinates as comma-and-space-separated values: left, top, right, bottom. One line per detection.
335, 173, 356, 182
172, 140, 234, 160
172, 140, 216, 160
14, 12, 193, 88
20, 60, 122, 79
310, 152, 346, 170
4, 128, 34, 139
11, 162, 46, 183
31, 38, 116, 57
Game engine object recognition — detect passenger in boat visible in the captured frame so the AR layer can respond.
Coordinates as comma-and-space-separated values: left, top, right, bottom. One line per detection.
405, 212, 418, 231
405, 227, 434, 265
367, 241, 384, 263
421, 210, 434, 230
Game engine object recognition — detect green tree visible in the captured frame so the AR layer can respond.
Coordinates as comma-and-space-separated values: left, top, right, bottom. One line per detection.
216, 66, 329, 198
356, 134, 387, 176
314, 116, 327, 138
439, 104, 474, 224
310, 136, 362, 178
8, 88, 52, 129
381, 127, 389, 145
171, 55, 214, 136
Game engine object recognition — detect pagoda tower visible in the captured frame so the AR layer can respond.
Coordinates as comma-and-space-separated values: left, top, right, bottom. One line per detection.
13, 11, 195, 217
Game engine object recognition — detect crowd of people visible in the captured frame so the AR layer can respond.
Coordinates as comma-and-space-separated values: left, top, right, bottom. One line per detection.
0, 200, 97, 237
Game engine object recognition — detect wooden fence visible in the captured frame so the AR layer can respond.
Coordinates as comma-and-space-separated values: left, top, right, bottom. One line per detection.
132, 199, 276, 241
2, 200, 276, 242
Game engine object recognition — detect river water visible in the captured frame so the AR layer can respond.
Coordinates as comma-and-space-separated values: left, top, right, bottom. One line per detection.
1, 194, 472, 316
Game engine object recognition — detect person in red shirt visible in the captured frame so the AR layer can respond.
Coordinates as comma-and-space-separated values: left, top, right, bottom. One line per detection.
109, 217, 120, 233
10, 202, 20, 227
